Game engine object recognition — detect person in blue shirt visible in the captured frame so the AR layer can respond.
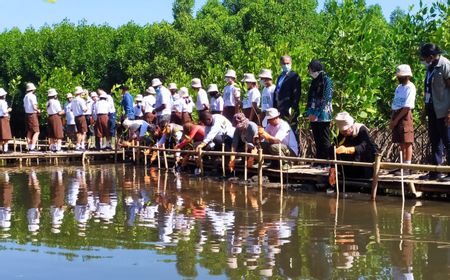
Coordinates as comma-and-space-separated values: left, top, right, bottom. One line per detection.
121, 85, 135, 121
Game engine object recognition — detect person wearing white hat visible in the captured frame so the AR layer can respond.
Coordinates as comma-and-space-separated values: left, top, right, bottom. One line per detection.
50, 169, 65, 231
46, 88, 65, 152
133, 94, 144, 120
169, 85, 183, 125
71, 86, 88, 151
241, 73, 261, 124
178, 87, 194, 123
389, 64, 416, 176
96, 88, 116, 149
168, 83, 178, 94
83, 91, 96, 149
26, 171, 41, 233
93, 91, 111, 150
223, 69, 241, 122
142, 86, 156, 124
0, 88, 12, 153
0, 172, 12, 232
152, 79, 172, 127
258, 108, 298, 169
334, 112, 378, 178
259, 69, 275, 126
191, 78, 209, 113
64, 93, 77, 147
207, 84, 224, 115
23, 82, 41, 152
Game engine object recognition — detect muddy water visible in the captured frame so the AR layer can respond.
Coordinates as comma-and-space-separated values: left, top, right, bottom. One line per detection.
0, 164, 449, 279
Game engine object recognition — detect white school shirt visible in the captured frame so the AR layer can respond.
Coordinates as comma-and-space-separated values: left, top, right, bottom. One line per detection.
242, 88, 261, 109
23, 92, 37, 113
265, 119, 298, 156
85, 97, 94, 115
71, 96, 87, 117
134, 103, 144, 118
106, 94, 116, 114
171, 94, 180, 112
47, 99, 62, 115
155, 87, 172, 116
195, 89, 209, 111
223, 84, 240, 107
210, 96, 224, 112
95, 99, 110, 115
261, 85, 275, 112
0, 100, 9, 117
202, 114, 235, 145
143, 95, 156, 113
391, 82, 416, 110
182, 97, 194, 113
172, 98, 184, 113
65, 102, 75, 125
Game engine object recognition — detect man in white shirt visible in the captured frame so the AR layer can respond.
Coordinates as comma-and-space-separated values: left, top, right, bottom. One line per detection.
241, 73, 261, 124
196, 111, 235, 151
23, 83, 40, 152
64, 93, 77, 146
152, 78, 172, 127
97, 88, 115, 150
259, 108, 298, 169
71, 86, 88, 151
192, 78, 209, 113
223, 69, 241, 121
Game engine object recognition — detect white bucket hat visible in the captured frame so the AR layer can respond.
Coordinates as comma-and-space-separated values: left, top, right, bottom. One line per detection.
224, 69, 237, 78
135, 94, 143, 102
207, 84, 219, 93
259, 69, 273, 80
74, 86, 84, 95
335, 112, 355, 131
0, 88, 7, 97
191, 78, 202, 88
168, 83, 177, 90
99, 91, 108, 99
47, 88, 58, 97
151, 78, 162, 87
263, 108, 280, 125
26, 82, 36, 92
66, 93, 73, 99
90, 91, 98, 98
241, 73, 257, 83
396, 64, 413, 77
178, 87, 189, 97
146, 86, 156, 95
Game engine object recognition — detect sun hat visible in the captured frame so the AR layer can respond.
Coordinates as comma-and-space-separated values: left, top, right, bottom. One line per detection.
241, 73, 257, 83
151, 78, 162, 87
335, 112, 355, 131
99, 91, 108, 99
47, 88, 58, 97
90, 91, 98, 98
178, 87, 189, 97
0, 88, 7, 97
74, 86, 84, 95
66, 93, 73, 98
168, 83, 177, 90
224, 69, 237, 78
259, 69, 273, 80
206, 84, 219, 93
146, 86, 156, 95
396, 64, 413, 77
135, 94, 143, 102
26, 82, 36, 92
191, 78, 202, 88
265, 108, 280, 120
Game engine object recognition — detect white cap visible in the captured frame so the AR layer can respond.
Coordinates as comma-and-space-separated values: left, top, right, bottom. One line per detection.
74, 86, 84, 95
178, 87, 189, 97
259, 69, 273, 80
396, 64, 413, 77
26, 82, 36, 92
224, 69, 237, 78
90, 91, 98, 98
146, 86, 156, 95
191, 78, 202, 88
241, 73, 257, 83
207, 84, 219, 93
0, 88, 7, 97
47, 88, 58, 97
151, 78, 162, 87
335, 112, 355, 132
168, 83, 177, 90
66, 93, 73, 98
135, 94, 143, 102
265, 108, 280, 120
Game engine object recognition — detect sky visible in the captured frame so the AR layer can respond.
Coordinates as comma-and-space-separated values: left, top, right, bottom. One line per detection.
0, 0, 441, 31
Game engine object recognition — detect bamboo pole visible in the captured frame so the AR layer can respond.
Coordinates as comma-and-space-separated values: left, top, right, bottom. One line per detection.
157, 149, 161, 170
334, 146, 339, 197
163, 144, 168, 170
221, 143, 225, 177
13, 137, 16, 153
244, 143, 248, 181
279, 144, 283, 186
370, 154, 382, 201
198, 148, 204, 175
258, 148, 263, 188
400, 151, 405, 203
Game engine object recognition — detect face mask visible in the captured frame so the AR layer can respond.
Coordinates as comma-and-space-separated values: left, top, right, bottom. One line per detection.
282, 64, 291, 73
310, 71, 320, 79
259, 79, 265, 87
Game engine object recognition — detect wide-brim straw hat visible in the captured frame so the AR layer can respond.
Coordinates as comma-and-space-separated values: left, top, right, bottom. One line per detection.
241, 73, 257, 83
259, 69, 273, 80
335, 111, 355, 131
396, 64, 413, 77
151, 78, 162, 87
178, 87, 189, 97
191, 78, 202, 88
0, 88, 7, 97
207, 84, 219, 93
47, 88, 58, 97
146, 86, 156, 95
135, 94, 143, 102
74, 86, 84, 95
224, 69, 237, 78
26, 82, 36, 92
168, 83, 177, 90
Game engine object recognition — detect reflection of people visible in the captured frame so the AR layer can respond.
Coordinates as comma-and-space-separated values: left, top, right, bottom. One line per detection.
27, 171, 41, 233
0, 88, 12, 153
334, 112, 378, 178
390, 212, 414, 280
50, 169, 65, 233
0, 172, 12, 232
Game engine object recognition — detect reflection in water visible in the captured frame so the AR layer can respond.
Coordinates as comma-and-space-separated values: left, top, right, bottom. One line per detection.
0, 165, 449, 279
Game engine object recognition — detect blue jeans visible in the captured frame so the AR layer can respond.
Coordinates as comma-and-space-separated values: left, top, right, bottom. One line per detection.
108, 113, 116, 137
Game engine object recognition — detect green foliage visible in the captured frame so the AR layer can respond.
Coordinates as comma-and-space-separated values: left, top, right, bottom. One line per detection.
0, 0, 448, 128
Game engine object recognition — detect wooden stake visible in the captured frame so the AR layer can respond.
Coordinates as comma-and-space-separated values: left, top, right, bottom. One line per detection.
334, 146, 339, 197
163, 144, 168, 170
198, 148, 204, 175
279, 144, 283, 186
370, 153, 382, 201
13, 137, 16, 153
221, 143, 225, 177
400, 151, 405, 203
244, 143, 248, 181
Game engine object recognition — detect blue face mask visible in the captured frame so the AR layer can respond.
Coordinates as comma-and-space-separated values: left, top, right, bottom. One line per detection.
282, 64, 291, 73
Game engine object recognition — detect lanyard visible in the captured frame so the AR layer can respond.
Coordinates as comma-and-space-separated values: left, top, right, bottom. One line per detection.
425, 69, 435, 93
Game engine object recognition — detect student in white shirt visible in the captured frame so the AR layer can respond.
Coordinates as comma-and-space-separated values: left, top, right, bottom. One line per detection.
152, 78, 172, 127
179, 87, 193, 123
223, 69, 241, 122
0, 88, 12, 153
134, 94, 144, 120
241, 73, 261, 124
191, 78, 209, 113
97, 88, 115, 150
71, 86, 88, 151
64, 93, 77, 145
207, 84, 224, 115
94, 92, 111, 150
142, 86, 156, 124
259, 69, 275, 126
46, 89, 65, 152
23, 83, 40, 152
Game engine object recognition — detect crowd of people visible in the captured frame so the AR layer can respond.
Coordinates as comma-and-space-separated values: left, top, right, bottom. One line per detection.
0, 43, 448, 181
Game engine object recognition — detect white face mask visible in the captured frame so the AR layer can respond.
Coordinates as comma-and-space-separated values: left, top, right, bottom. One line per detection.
259, 79, 265, 87
310, 71, 320, 79
282, 64, 291, 73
